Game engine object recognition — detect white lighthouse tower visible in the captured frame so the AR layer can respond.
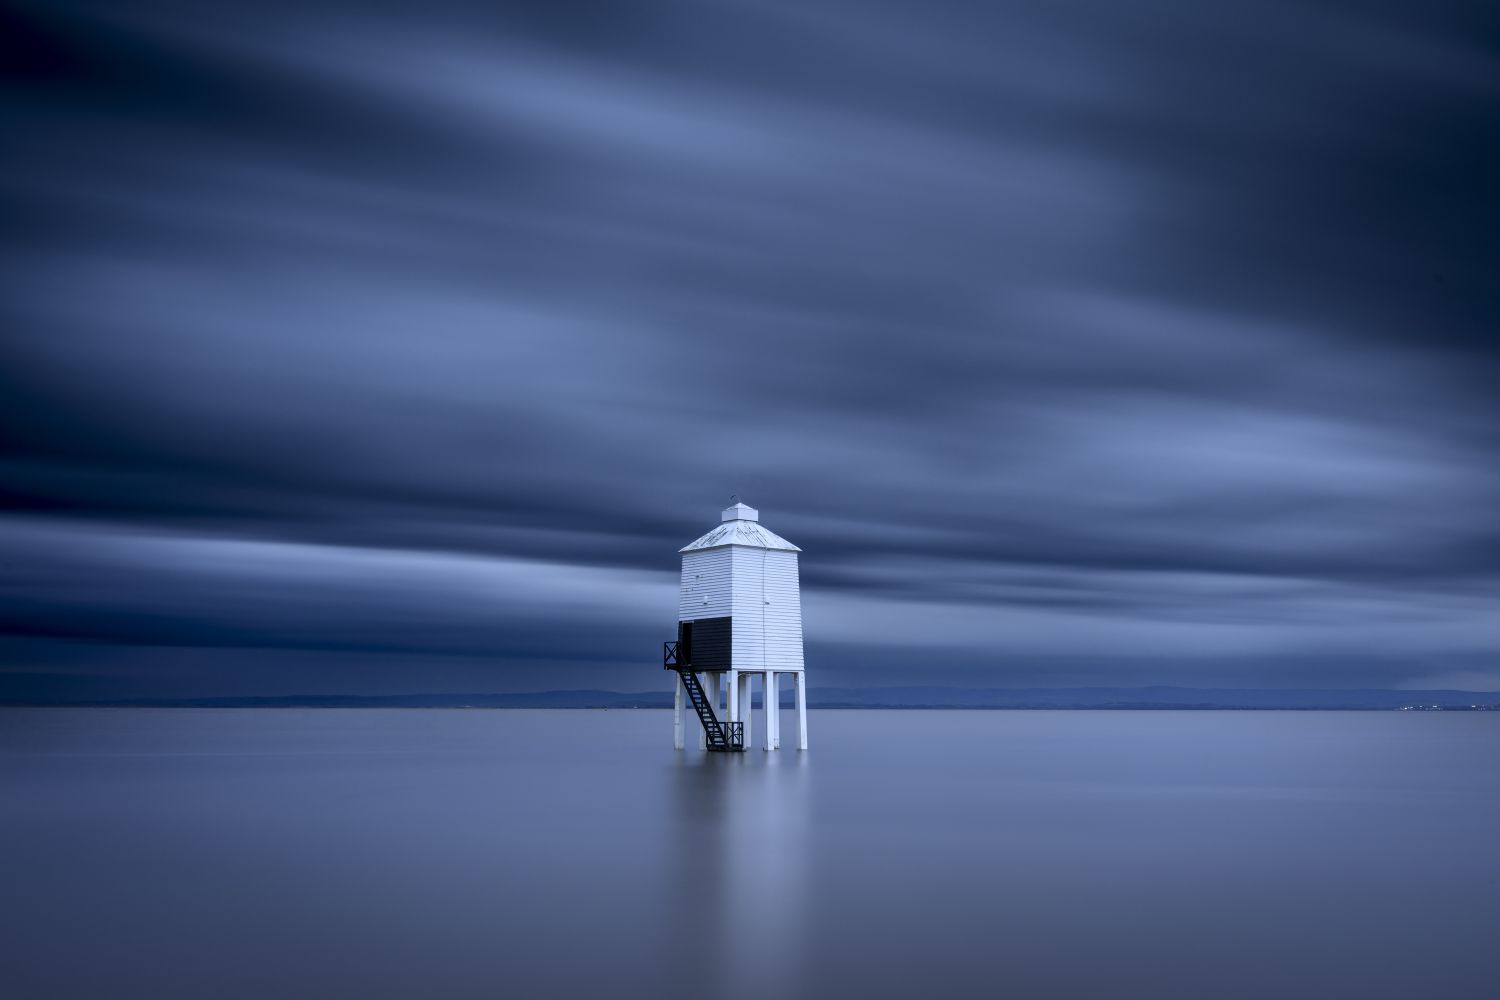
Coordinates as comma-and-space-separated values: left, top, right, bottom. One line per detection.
664, 501, 808, 752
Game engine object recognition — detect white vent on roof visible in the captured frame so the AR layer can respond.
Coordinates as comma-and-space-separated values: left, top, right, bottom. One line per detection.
722, 502, 759, 522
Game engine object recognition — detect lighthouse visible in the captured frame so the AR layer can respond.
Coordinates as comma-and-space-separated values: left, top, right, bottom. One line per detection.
664, 501, 808, 752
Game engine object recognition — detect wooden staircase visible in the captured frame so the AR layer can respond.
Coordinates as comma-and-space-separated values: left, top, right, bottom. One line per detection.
664, 640, 744, 752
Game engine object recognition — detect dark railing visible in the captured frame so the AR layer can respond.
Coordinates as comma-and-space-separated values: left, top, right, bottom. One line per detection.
723, 721, 743, 749
663, 640, 681, 670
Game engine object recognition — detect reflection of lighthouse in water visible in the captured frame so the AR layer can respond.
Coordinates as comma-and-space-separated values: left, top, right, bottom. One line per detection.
668, 750, 812, 1000
664, 501, 809, 753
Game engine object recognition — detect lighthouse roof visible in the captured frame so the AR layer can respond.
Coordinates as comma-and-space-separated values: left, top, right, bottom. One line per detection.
680, 503, 801, 553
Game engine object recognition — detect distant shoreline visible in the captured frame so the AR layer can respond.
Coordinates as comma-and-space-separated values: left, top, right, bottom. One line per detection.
6, 705, 1497, 712
4, 686, 1497, 712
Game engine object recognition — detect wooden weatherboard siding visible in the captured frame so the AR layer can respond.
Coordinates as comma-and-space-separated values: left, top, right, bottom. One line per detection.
679, 548, 732, 620
731, 547, 804, 671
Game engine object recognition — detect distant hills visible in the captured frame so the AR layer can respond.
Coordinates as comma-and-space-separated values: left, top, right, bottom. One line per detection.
9, 686, 1499, 710
806, 686, 1500, 710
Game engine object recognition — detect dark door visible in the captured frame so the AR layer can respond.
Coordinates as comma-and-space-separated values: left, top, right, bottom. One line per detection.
678, 617, 731, 671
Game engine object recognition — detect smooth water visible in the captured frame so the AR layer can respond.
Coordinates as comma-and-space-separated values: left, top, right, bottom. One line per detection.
2, 709, 1496, 1000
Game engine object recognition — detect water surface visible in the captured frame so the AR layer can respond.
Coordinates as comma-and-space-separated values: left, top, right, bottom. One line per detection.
2, 709, 1496, 999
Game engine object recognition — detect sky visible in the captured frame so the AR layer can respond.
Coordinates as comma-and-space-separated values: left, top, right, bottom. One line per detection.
2, 0, 1498, 701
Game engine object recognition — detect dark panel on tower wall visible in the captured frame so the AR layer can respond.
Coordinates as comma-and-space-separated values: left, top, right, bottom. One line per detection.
679, 616, 732, 671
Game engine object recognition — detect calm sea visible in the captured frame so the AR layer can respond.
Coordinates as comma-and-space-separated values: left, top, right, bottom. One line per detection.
2, 709, 1496, 1000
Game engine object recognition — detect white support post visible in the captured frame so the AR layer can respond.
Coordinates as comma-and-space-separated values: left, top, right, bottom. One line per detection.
698, 673, 706, 750
765, 671, 780, 751
709, 673, 721, 747
773, 672, 782, 749
795, 671, 807, 750
728, 670, 739, 743
673, 671, 684, 750
761, 672, 771, 751
739, 673, 752, 750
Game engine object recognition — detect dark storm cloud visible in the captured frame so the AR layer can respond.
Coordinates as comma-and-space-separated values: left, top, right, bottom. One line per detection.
3, 0, 1498, 698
